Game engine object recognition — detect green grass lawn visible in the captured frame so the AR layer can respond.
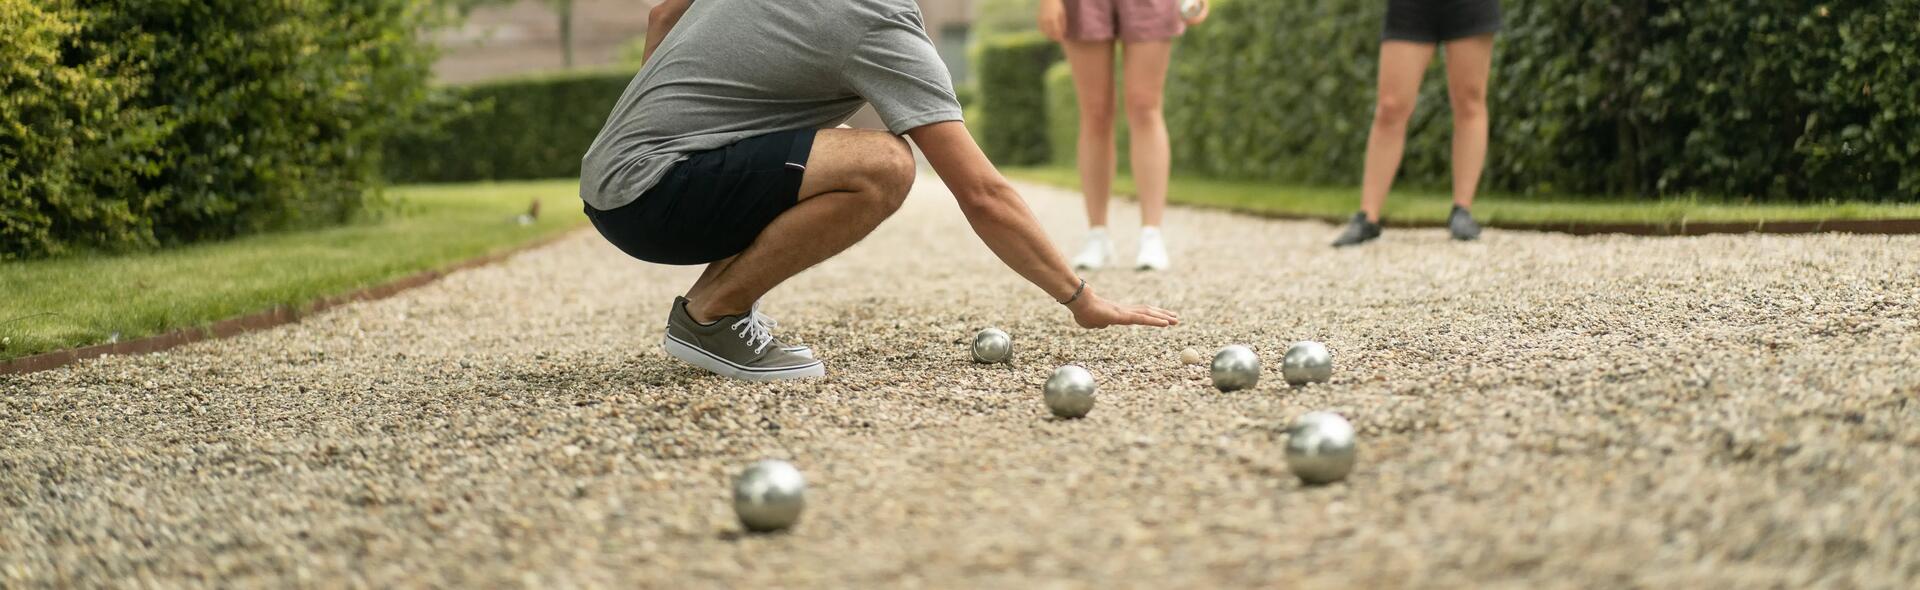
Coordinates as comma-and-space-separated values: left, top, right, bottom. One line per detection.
0, 180, 588, 361
1004, 166, 1920, 226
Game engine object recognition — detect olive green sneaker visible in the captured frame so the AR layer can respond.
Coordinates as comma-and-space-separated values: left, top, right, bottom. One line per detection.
663, 298, 825, 381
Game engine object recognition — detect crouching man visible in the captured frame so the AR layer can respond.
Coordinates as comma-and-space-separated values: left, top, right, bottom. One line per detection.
581, 0, 1178, 381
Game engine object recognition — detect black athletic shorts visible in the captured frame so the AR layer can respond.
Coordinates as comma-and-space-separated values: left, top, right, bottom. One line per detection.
1383, 0, 1501, 44
586, 128, 816, 265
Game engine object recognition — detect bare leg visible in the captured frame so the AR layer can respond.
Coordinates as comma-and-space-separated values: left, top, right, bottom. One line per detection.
1121, 40, 1173, 228
1062, 39, 1117, 229
685, 129, 916, 323
685, 255, 736, 302
1443, 35, 1495, 208
1359, 41, 1437, 222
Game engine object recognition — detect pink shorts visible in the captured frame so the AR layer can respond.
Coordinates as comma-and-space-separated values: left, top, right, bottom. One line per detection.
1065, 0, 1186, 42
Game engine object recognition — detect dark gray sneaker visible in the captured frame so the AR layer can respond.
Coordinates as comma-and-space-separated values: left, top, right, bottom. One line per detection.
1448, 205, 1482, 241
664, 298, 825, 381
1330, 212, 1382, 247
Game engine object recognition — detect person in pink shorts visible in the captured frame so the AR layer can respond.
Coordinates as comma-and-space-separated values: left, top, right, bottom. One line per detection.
1040, 0, 1209, 271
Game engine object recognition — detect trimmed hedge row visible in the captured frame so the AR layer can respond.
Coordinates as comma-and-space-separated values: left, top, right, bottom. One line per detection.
971, 32, 1060, 166
384, 69, 632, 183
0, 0, 166, 259
1166, 0, 1920, 200
1, 0, 441, 259
979, 0, 1920, 201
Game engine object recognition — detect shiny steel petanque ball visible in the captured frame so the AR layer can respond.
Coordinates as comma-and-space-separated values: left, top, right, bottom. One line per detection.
1285, 412, 1357, 485
1210, 345, 1261, 392
1179, 0, 1206, 20
1280, 341, 1333, 386
1043, 365, 1098, 418
971, 328, 1014, 364
733, 459, 807, 532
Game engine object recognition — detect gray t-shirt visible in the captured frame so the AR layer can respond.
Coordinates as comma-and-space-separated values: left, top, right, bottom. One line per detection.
579, 0, 963, 210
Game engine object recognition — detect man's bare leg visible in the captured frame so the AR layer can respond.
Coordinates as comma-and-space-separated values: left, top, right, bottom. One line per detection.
685, 255, 737, 303
686, 129, 916, 323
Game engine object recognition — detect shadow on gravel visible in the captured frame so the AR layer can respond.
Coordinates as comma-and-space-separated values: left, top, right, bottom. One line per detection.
716, 529, 795, 542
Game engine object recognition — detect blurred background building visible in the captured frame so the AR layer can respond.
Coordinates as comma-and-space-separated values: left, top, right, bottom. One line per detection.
436, 0, 983, 85
435, 0, 990, 128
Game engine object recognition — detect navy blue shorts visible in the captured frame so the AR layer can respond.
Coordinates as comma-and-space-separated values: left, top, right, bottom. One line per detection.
1383, 0, 1501, 44
587, 129, 816, 265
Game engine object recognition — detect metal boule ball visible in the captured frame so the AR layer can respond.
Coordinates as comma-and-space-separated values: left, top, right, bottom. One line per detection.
733, 459, 806, 532
1042, 365, 1097, 419
1179, 0, 1206, 20
1285, 412, 1356, 485
971, 328, 1013, 363
1280, 341, 1333, 386
1210, 345, 1260, 392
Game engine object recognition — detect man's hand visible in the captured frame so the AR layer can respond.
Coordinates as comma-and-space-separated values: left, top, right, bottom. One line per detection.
906, 121, 1177, 330
1067, 284, 1180, 328
1038, 0, 1068, 41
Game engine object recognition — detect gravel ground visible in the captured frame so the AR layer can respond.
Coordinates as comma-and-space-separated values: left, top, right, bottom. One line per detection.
4, 179, 1918, 588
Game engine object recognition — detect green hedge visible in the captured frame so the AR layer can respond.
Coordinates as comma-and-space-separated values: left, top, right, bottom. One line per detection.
1, 0, 440, 259
1158, 0, 1920, 200
0, 0, 169, 259
972, 32, 1061, 166
972, 0, 1920, 201
385, 69, 633, 183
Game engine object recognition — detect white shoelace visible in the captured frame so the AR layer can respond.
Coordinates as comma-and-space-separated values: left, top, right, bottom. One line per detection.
730, 314, 776, 354
749, 303, 779, 331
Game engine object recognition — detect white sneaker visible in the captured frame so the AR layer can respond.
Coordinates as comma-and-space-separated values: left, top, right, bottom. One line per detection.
1136, 227, 1171, 271
1070, 228, 1114, 270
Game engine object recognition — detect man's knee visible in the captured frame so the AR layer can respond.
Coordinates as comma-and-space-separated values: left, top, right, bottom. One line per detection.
856, 132, 914, 212
877, 133, 915, 197
807, 129, 913, 211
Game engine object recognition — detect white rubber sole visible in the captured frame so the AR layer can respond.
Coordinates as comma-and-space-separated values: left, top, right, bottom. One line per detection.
663, 335, 825, 382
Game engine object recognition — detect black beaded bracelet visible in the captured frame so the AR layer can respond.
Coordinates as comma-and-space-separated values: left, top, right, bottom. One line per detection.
1059, 278, 1087, 305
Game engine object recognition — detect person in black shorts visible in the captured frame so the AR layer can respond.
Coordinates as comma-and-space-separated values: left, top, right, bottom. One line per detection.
578, 0, 1179, 381
1331, 0, 1501, 247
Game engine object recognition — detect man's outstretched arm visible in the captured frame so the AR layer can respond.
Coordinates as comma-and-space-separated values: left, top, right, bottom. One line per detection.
642, 0, 693, 65
906, 122, 1179, 329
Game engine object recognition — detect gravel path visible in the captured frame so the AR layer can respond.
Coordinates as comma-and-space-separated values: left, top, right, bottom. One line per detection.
5, 179, 1918, 588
